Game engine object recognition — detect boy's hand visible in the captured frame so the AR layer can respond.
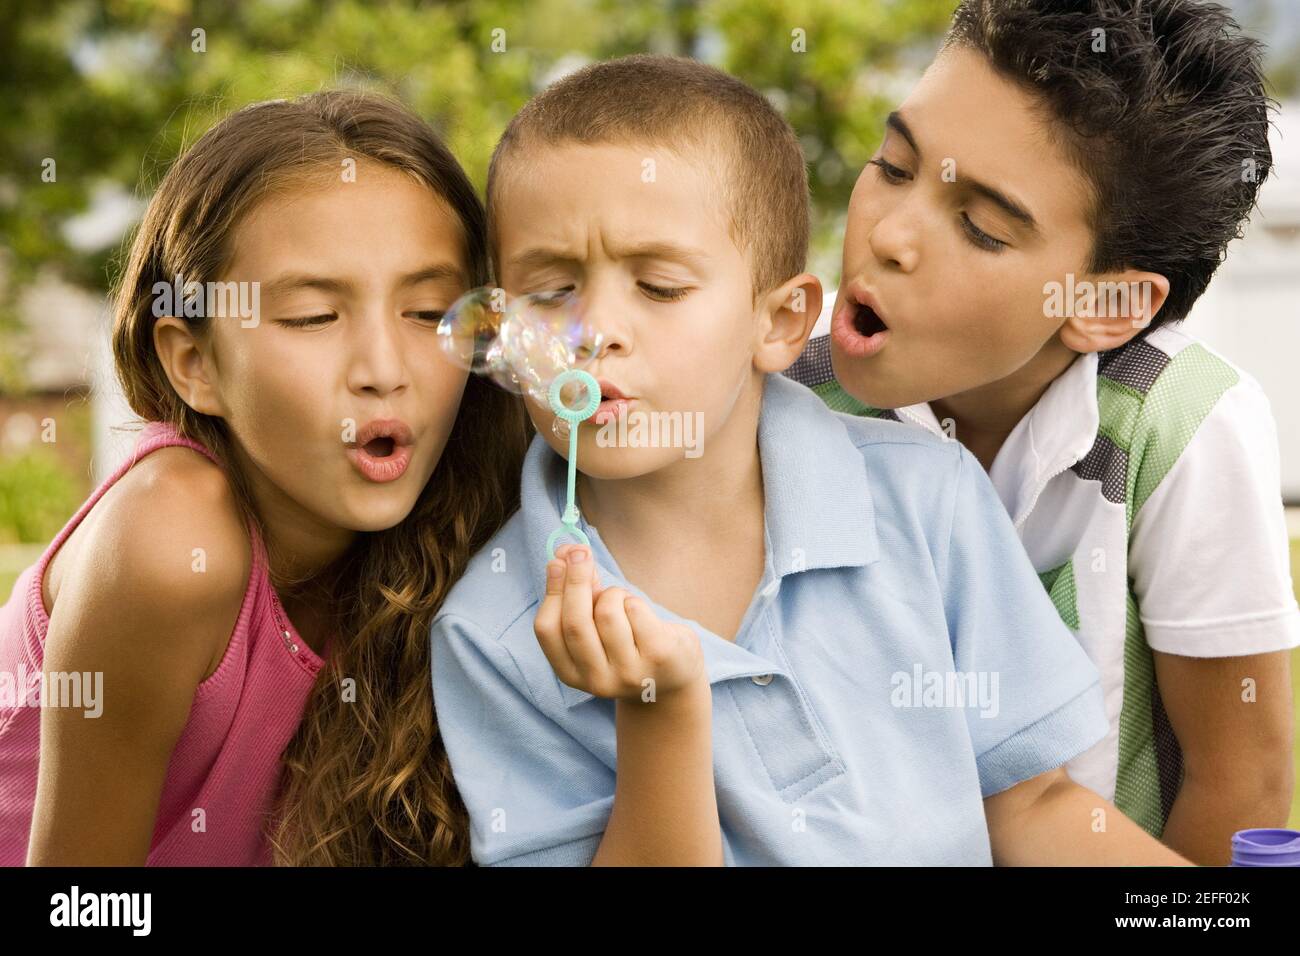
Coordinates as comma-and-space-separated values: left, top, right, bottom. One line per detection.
534, 543, 705, 701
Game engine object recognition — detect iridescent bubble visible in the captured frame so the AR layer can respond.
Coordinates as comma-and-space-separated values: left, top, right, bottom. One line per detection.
496, 313, 574, 405
496, 291, 603, 406
436, 287, 508, 373
512, 290, 601, 365
438, 286, 604, 411
483, 337, 521, 393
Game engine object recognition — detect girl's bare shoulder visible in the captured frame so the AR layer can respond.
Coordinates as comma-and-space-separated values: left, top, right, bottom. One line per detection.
29, 447, 256, 865
44, 444, 251, 683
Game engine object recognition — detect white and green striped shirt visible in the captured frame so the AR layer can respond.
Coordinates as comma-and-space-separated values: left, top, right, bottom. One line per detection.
785, 321, 1300, 836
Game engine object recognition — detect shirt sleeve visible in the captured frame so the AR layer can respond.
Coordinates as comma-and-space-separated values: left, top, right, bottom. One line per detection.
1128, 378, 1300, 657
430, 613, 615, 866
939, 443, 1110, 798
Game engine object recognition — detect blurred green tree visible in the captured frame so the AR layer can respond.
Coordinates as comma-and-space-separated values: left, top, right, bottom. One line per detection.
0, 0, 961, 391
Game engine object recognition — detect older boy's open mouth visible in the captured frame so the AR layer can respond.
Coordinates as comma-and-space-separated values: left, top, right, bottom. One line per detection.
832, 289, 892, 359
853, 302, 889, 337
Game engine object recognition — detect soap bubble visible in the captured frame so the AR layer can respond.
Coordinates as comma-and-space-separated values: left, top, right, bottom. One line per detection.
435, 286, 507, 375
438, 287, 603, 409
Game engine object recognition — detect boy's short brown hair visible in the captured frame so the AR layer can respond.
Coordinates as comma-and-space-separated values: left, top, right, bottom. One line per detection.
487, 54, 809, 297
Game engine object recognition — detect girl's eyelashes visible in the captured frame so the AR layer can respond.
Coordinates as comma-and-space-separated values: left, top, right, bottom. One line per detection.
960, 212, 1007, 252
868, 157, 910, 184
277, 313, 336, 328
638, 281, 689, 302
276, 310, 448, 328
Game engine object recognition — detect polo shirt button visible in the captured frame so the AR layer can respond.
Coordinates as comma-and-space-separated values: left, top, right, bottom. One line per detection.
751, 674, 774, 686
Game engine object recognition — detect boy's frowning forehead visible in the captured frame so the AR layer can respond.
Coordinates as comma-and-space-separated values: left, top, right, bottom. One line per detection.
486, 53, 810, 296
489, 135, 736, 258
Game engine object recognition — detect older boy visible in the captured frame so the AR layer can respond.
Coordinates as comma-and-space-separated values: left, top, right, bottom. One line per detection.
788, 0, 1298, 864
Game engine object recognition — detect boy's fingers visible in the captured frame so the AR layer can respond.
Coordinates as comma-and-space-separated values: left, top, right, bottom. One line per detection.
556, 542, 601, 593
624, 594, 675, 658
559, 546, 608, 672
534, 558, 576, 680
592, 587, 637, 672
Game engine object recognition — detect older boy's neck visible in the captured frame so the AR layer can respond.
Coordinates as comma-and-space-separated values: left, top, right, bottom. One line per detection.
930, 335, 1080, 472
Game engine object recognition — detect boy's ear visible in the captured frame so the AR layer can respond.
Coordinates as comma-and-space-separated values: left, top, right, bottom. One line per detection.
153, 317, 226, 416
753, 272, 823, 374
1057, 268, 1170, 354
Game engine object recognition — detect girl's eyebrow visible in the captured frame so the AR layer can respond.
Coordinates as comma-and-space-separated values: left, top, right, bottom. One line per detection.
886, 109, 1040, 233
263, 273, 350, 297
262, 262, 464, 297
397, 262, 466, 288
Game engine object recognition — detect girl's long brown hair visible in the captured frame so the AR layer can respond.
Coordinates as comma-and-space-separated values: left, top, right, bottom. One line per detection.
110, 91, 531, 865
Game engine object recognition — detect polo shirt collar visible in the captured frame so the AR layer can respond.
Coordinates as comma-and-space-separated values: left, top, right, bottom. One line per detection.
888, 351, 1100, 527
519, 372, 881, 708
757, 372, 882, 576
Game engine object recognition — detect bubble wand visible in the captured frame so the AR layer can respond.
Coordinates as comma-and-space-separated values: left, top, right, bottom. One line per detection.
435, 286, 604, 561
545, 368, 601, 560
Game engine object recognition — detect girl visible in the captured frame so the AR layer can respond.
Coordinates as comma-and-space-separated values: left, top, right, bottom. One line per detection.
0, 91, 530, 865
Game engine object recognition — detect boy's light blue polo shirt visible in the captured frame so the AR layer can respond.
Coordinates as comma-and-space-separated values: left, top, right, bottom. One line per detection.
430, 373, 1109, 866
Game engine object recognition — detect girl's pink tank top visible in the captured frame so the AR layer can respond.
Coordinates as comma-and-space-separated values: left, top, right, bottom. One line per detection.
0, 421, 328, 866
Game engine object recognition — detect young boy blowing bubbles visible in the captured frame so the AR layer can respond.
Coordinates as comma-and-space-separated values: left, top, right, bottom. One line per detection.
789, 0, 1299, 865
430, 54, 1190, 866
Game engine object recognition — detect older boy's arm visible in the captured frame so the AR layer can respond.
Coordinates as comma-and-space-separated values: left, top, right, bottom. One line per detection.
592, 679, 724, 866
1152, 649, 1294, 866
985, 768, 1192, 866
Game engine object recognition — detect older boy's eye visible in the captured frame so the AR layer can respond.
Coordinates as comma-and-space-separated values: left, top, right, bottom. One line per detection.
638, 281, 689, 302
960, 212, 1007, 253
277, 313, 337, 328
405, 310, 446, 323
868, 157, 910, 184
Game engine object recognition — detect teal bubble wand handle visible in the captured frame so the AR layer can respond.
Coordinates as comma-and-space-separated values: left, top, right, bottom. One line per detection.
545, 369, 601, 560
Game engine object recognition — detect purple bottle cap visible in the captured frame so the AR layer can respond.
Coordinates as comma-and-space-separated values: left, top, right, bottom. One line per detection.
1230, 828, 1300, 867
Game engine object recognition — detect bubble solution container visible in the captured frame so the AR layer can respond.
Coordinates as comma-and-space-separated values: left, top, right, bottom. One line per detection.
1229, 828, 1300, 866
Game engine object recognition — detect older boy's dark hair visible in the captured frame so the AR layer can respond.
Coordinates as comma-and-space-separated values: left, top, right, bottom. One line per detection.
947, 0, 1274, 328
487, 54, 810, 297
